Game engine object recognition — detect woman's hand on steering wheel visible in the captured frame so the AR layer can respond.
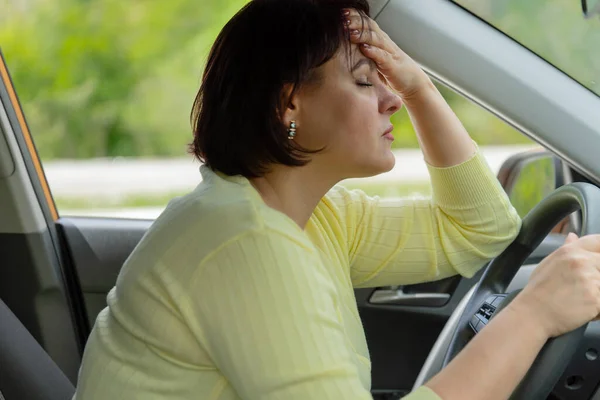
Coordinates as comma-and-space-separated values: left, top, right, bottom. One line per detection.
510, 232, 600, 339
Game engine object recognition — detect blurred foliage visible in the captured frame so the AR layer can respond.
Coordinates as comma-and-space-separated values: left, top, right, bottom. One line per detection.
1, 0, 246, 159
0, 0, 540, 160
508, 155, 556, 218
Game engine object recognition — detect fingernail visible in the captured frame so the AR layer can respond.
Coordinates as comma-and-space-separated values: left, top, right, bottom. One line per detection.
342, 9, 350, 16
361, 43, 370, 48
350, 29, 360, 36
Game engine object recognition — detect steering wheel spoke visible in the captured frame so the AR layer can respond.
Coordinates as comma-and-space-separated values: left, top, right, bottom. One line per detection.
469, 293, 509, 334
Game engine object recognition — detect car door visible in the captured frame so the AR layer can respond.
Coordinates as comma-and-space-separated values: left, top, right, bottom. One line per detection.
2, 0, 597, 397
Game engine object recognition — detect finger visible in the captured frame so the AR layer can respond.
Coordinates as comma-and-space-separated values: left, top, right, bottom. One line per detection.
344, 10, 379, 31
348, 27, 391, 52
569, 234, 600, 252
343, 14, 367, 30
565, 232, 579, 244
345, 17, 370, 40
343, 8, 364, 20
345, 16, 398, 55
358, 43, 396, 75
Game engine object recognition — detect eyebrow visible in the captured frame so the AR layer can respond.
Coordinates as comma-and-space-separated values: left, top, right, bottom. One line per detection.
351, 58, 377, 73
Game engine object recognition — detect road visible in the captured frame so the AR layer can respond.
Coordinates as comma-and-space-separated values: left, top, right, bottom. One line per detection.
45, 145, 537, 218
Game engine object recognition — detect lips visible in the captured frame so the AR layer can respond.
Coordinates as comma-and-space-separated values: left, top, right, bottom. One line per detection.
382, 125, 394, 141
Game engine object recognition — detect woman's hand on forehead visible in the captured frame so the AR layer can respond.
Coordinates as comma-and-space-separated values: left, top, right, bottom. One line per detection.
342, 8, 432, 100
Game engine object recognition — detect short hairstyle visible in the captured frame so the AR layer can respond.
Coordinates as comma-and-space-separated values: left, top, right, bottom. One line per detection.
189, 0, 370, 178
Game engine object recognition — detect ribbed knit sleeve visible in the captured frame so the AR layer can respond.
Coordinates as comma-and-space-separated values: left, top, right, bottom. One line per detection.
185, 228, 375, 399
324, 148, 521, 288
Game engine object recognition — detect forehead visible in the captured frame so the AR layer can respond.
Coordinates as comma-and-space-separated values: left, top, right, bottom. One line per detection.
328, 43, 374, 73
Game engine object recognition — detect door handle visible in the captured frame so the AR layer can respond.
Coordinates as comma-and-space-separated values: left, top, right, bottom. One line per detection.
369, 286, 450, 307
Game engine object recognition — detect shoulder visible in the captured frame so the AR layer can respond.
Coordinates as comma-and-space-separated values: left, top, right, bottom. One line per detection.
203, 227, 318, 271
321, 185, 377, 208
313, 185, 379, 228
140, 168, 313, 264
189, 228, 336, 312
115, 172, 323, 296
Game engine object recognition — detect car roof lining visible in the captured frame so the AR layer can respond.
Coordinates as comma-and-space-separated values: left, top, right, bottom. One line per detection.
368, 0, 390, 18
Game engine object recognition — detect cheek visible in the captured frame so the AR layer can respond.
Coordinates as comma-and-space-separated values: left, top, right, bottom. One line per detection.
327, 88, 377, 134
334, 93, 379, 146
298, 85, 379, 149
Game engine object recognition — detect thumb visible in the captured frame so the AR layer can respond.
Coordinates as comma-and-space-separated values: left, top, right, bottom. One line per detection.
565, 232, 579, 244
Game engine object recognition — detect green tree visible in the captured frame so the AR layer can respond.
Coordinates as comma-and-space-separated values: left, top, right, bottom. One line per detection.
1, 0, 249, 159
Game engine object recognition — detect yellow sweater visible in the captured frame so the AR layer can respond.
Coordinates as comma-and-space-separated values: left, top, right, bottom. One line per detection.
73, 148, 521, 399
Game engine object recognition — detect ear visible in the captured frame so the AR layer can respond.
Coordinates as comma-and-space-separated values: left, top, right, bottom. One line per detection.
280, 84, 300, 127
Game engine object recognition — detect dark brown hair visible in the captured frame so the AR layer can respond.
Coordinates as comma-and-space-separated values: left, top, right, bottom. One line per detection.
189, 0, 369, 178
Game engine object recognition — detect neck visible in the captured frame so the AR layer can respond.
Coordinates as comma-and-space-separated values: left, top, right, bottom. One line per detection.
249, 165, 337, 229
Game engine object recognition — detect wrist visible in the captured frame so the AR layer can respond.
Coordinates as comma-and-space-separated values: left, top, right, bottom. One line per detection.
505, 294, 553, 341
400, 78, 439, 108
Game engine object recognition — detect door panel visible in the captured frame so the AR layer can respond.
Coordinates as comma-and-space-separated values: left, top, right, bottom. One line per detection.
357, 273, 480, 394
56, 217, 151, 327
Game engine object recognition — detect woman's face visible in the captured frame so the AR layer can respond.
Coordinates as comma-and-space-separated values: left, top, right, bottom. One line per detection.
291, 43, 403, 180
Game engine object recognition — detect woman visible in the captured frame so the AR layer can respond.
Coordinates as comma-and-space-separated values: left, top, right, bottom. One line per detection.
73, 1, 600, 399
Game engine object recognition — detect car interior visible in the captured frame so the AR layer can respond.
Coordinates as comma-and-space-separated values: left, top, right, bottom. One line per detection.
1, 0, 600, 399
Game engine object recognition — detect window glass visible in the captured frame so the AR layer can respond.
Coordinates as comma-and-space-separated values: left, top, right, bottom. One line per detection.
453, 0, 600, 96
1, 0, 534, 219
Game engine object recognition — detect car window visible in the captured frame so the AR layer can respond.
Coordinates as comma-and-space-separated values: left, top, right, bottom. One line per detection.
452, 0, 600, 97
1, 0, 535, 219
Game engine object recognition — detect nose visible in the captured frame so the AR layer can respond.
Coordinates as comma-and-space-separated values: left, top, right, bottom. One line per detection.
379, 87, 403, 115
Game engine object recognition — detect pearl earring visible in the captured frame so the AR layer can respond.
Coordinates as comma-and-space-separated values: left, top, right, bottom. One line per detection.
288, 120, 297, 140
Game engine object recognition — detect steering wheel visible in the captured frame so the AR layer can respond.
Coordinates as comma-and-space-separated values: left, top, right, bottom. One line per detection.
414, 182, 600, 399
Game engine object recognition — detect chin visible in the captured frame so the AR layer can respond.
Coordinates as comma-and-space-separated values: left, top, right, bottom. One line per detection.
350, 155, 396, 179
374, 149, 396, 173
376, 157, 396, 174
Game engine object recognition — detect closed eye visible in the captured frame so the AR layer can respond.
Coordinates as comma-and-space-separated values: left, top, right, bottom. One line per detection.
357, 81, 373, 87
